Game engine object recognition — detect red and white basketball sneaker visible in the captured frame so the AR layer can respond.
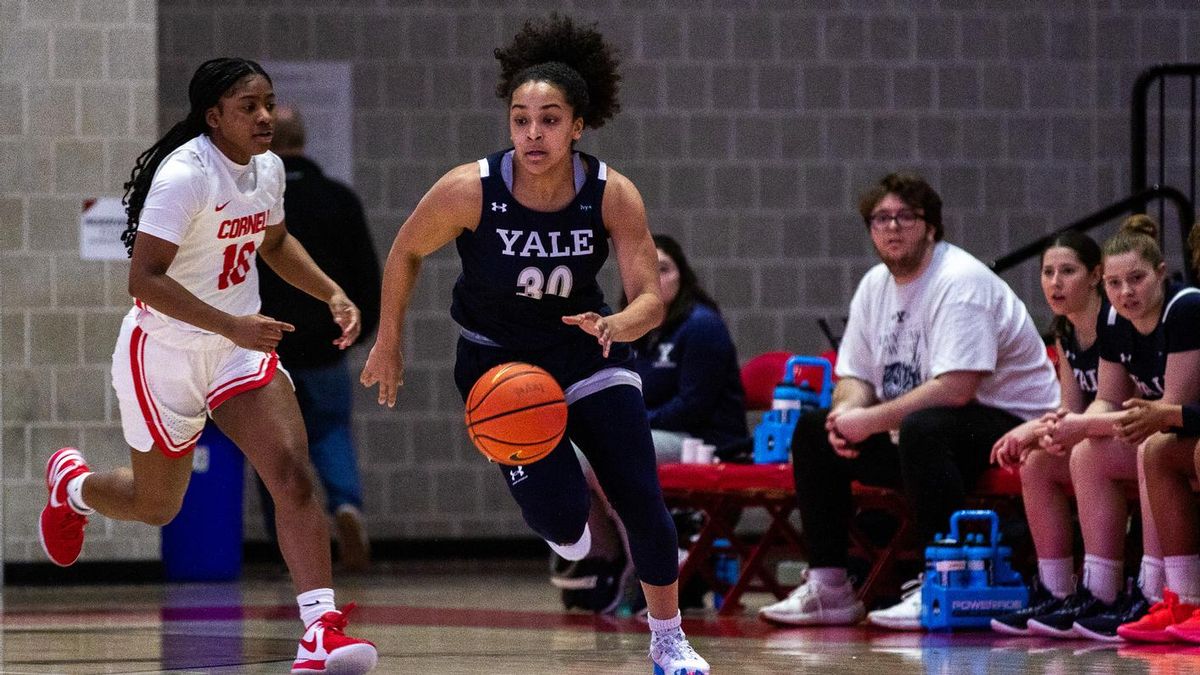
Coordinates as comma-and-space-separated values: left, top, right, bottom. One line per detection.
292, 603, 378, 674
38, 447, 91, 567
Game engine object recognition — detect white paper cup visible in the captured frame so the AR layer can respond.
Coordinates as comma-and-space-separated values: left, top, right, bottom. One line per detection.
695, 443, 716, 464
681, 438, 703, 464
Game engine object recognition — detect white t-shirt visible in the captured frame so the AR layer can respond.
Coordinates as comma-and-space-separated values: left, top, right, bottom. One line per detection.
135, 134, 285, 335
837, 241, 1059, 422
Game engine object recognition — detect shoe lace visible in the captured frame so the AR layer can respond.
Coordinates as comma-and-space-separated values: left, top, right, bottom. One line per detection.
58, 511, 86, 540
651, 629, 698, 662
319, 602, 358, 634
1147, 589, 1180, 617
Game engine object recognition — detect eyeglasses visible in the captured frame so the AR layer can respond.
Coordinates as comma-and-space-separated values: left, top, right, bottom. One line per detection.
867, 210, 924, 231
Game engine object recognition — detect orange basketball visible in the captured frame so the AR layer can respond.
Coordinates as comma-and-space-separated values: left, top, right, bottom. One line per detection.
465, 362, 567, 466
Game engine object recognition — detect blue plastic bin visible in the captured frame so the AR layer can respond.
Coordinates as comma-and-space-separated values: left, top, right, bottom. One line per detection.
161, 423, 245, 581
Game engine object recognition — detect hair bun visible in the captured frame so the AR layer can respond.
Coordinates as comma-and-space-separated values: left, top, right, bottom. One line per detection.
1120, 213, 1159, 239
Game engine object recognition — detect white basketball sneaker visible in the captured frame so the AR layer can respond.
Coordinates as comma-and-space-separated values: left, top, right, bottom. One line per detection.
866, 578, 925, 631
649, 627, 709, 675
758, 572, 865, 626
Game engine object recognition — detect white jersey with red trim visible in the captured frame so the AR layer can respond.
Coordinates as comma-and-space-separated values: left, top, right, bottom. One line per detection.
134, 134, 285, 336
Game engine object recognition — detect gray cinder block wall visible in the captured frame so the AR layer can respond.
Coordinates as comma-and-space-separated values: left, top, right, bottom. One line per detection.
4, 0, 1198, 562
2, 0, 159, 563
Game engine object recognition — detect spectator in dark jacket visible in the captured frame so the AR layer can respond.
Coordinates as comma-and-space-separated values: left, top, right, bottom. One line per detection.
631, 234, 748, 459
255, 105, 381, 572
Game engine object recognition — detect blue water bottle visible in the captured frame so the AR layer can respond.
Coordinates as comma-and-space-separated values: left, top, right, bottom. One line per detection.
711, 539, 740, 609
964, 534, 991, 589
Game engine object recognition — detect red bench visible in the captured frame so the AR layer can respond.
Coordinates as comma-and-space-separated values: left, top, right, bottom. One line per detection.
660, 462, 1027, 615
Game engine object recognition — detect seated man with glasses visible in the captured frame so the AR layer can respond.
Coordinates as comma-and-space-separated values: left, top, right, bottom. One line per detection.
759, 172, 1058, 630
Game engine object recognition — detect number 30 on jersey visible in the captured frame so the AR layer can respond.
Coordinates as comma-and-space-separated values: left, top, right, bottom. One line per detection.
517, 265, 573, 299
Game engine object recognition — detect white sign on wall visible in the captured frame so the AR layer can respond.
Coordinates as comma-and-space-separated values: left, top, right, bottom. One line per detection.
79, 197, 129, 261
260, 61, 355, 186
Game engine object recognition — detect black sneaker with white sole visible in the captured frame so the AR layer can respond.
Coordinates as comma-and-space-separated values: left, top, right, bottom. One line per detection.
1073, 582, 1151, 642
991, 578, 1068, 636
1027, 587, 1117, 639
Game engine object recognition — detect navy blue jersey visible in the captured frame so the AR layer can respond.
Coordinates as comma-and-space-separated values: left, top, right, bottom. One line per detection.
1099, 284, 1200, 399
1060, 298, 1111, 404
451, 149, 614, 351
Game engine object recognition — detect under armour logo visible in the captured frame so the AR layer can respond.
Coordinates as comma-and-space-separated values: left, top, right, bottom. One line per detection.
655, 342, 676, 367
1120, 353, 1133, 364
894, 310, 908, 323
491, 202, 507, 212
509, 465, 527, 485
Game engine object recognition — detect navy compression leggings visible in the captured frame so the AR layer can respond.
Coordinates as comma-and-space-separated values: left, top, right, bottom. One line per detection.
496, 383, 679, 587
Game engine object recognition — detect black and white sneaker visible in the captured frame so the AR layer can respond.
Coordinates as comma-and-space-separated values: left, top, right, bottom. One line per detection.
1027, 587, 1117, 639
550, 549, 631, 615
991, 578, 1068, 636
1074, 581, 1151, 642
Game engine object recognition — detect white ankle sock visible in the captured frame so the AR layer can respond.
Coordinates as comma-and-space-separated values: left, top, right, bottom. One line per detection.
547, 524, 591, 561
1037, 557, 1075, 599
1082, 554, 1123, 604
807, 567, 849, 588
1164, 555, 1200, 604
648, 610, 681, 634
297, 588, 336, 627
66, 473, 94, 515
1140, 556, 1165, 602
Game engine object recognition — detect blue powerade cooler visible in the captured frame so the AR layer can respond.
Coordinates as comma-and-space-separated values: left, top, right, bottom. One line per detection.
752, 355, 833, 463
161, 423, 245, 582
921, 510, 1028, 630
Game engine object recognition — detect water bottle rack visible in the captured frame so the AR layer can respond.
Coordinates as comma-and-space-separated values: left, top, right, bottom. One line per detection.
752, 355, 833, 464
921, 510, 1029, 631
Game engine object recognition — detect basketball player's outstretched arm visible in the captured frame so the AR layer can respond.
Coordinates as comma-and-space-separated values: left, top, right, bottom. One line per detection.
128, 231, 295, 353
361, 163, 481, 407
562, 169, 663, 357
258, 221, 361, 349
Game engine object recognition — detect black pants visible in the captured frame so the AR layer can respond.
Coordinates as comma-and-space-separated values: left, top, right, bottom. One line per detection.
792, 404, 1021, 569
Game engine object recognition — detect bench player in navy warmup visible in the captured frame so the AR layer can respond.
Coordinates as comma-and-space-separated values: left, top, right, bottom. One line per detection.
37, 58, 376, 674
360, 15, 708, 675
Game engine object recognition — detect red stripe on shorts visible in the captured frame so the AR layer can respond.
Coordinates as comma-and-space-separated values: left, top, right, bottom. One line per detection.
207, 350, 278, 410
129, 326, 198, 457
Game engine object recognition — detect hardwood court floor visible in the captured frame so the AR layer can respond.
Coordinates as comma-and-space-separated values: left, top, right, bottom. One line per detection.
0, 558, 1190, 674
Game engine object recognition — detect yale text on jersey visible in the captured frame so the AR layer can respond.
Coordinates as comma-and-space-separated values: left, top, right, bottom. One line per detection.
496, 228, 594, 258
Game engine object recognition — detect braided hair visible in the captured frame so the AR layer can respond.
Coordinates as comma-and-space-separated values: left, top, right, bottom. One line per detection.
120, 57, 271, 256
494, 14, 621, 129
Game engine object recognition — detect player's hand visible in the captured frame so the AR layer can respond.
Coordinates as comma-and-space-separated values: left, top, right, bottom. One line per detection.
360, 340, 404, 408
562, 312, 614, 357
991, 430, 1026, 470
825, 408, 860, 458
1116, 398, 1175, 445
1040, 412, 1086, 455
226, 313, 294, 353
328, 291, 361, 349
830, 407, 876, 446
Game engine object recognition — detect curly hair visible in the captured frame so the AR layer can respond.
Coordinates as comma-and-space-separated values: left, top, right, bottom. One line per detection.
120, 57, 271, 256
494, 14, 621, 129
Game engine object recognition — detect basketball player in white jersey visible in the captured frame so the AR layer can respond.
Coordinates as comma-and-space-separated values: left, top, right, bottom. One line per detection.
38, 58, 377, 674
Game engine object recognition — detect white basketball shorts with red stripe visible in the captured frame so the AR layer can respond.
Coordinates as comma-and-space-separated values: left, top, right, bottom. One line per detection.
111, 307, 290, 456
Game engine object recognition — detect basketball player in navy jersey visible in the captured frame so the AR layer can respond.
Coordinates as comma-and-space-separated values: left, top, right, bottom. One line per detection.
361, 15, 708, 675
